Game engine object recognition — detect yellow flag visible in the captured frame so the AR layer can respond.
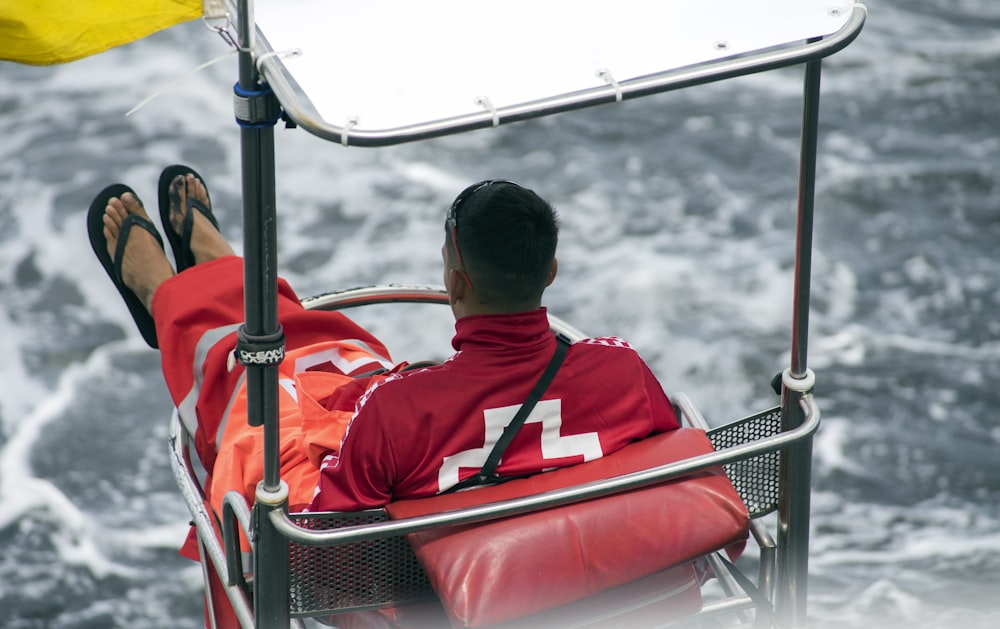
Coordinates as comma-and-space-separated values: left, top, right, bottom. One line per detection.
0, 0, 203, 65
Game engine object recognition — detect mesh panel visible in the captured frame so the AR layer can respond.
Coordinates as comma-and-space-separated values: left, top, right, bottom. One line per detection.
707, 406, 783, 518
287, 510, 433, 617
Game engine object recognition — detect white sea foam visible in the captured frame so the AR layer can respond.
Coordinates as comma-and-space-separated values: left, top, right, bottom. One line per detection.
1, 2, 998, 627
0, 345, 140, 579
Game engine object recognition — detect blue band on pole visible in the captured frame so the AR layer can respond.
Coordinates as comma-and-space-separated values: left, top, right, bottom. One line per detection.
233, 81, 282, 128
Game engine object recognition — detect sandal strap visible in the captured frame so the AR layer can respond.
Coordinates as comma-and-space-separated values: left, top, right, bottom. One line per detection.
189, 197, 220, 229
113, 214, 164, 285
179, 190, 220, 269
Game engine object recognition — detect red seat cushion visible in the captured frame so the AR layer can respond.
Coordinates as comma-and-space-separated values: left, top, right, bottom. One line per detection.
385, 428, 749, 627
335, 563, 702, 629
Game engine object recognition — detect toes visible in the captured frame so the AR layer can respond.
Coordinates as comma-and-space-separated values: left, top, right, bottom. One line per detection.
102, 194, 153, 261
168, 175, 187, 232
103, 212, 119, 239
168, 173, 213, 236
103, 202, 123, 259
187, 174, 209, 205
169, 174, 185, 203
119, 191, 146, 215
104, 198, 125, 231
172, 173, 210, 207
102, 221, 117, 247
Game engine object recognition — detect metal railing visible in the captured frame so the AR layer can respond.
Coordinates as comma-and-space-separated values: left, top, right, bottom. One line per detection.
169, 284, 823, 627
266, 397, 818, 548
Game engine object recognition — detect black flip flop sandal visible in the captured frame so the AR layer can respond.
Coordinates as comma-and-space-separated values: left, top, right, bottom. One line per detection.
157, 164, 219, 272
87, 184, 163, 348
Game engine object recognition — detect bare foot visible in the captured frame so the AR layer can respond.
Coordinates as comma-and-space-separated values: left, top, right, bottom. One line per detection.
103, 193, 175, 312
168, 173, 235, 264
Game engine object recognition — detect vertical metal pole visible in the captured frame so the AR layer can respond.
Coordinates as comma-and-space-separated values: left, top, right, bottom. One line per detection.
789, 57, 821, 381
774, 57, 822, 628
254, 483, 291, 629
235, 1, 289, 627
237, 0, 280, 491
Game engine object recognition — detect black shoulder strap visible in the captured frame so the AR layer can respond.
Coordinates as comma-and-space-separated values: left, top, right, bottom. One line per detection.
447, 335, 571, 493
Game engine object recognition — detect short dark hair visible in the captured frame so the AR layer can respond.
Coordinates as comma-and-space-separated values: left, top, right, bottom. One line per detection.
446, 180, 559, 308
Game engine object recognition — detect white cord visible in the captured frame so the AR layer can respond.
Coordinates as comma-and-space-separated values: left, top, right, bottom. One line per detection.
125, 50, 237, 117
255, 48, 303, 76
125, 42, 298, 117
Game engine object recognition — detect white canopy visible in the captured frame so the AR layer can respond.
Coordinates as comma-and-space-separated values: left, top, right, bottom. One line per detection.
248, 0, 863, 144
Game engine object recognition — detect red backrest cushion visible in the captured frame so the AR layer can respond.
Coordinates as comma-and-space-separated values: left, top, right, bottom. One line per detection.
385, 428, 749, 627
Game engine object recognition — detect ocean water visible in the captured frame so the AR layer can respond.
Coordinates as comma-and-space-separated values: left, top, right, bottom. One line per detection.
1, 1, 998, 627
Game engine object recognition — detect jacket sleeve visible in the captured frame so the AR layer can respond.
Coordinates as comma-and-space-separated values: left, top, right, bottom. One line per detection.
639, 360, 681, 432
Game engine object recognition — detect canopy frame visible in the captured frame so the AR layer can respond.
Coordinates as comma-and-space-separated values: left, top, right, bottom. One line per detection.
220, 2, 868, 627
251, 4, 866, 147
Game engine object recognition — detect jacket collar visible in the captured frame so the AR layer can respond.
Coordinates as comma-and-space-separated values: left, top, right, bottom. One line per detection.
451, 308, 550, 352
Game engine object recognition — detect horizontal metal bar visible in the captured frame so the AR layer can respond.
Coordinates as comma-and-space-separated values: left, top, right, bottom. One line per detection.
270, 394, 820, 546
301, 284, 589, 341
257, 8, 866, 147
677, 595, 759, 623
300, 284, 449, 309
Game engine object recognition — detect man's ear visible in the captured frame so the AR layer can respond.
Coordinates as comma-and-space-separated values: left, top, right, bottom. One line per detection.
446, 267, 468, 305
545, 258, 558, 287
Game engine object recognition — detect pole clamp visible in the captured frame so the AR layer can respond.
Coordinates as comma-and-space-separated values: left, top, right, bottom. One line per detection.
782, 367, 816, 394
235, 324, 286, 367
233, 81, 282, 128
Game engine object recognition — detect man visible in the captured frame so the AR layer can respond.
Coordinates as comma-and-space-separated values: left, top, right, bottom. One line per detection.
88, 166, 680, 520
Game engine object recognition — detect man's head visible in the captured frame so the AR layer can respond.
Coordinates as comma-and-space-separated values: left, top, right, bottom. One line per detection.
443, 180, 559, 316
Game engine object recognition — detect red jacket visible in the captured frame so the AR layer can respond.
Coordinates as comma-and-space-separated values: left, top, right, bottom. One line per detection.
307, 309, 679, 511
154, 257, 678, 516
